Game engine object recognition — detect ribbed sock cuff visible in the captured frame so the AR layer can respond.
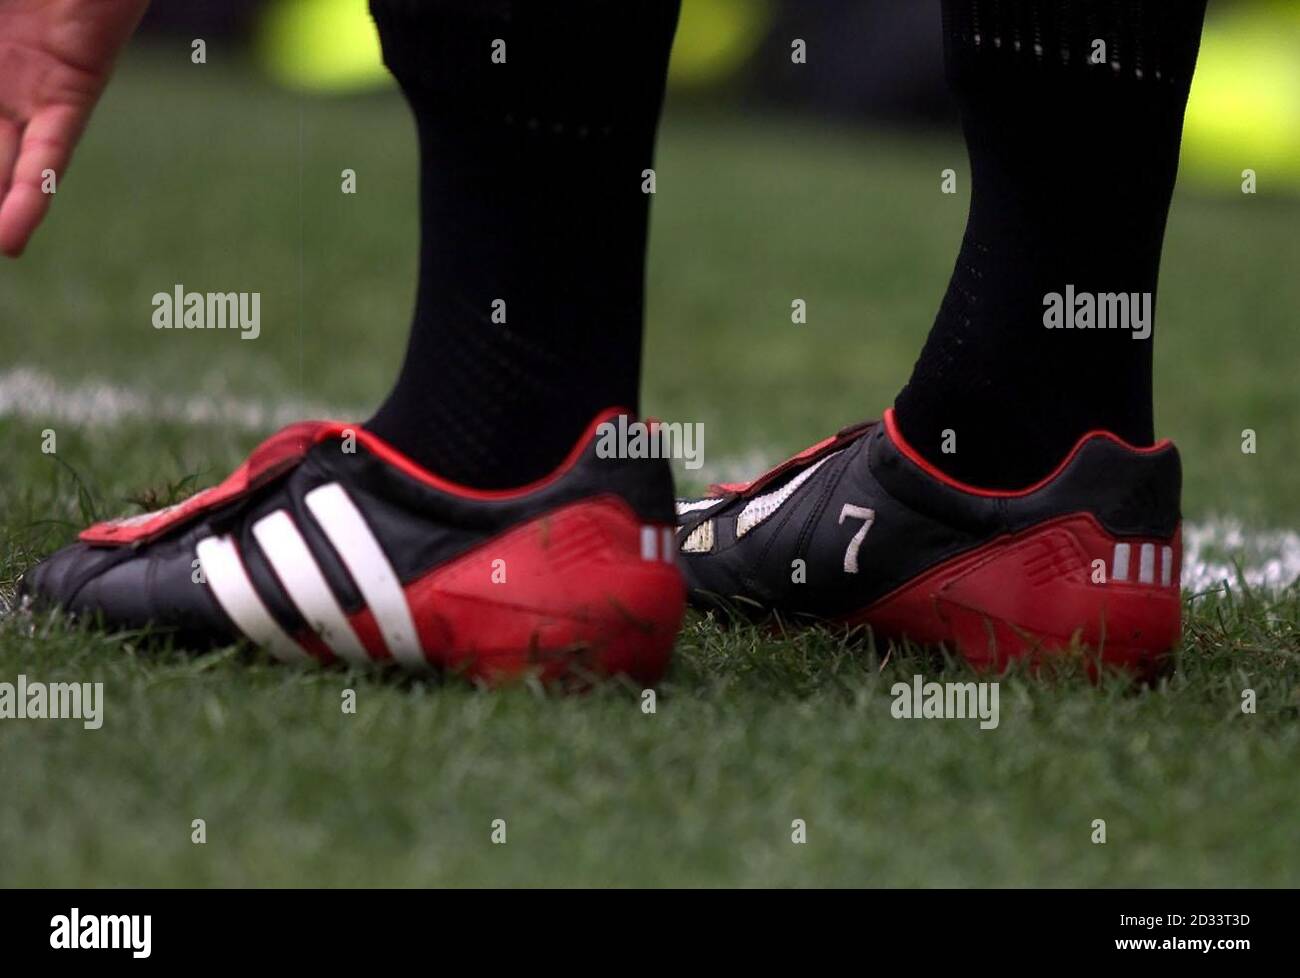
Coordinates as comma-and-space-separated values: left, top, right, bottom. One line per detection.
941, 0, 1208, 98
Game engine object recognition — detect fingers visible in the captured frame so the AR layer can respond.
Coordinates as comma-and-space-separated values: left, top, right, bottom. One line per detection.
0, 116, 18, 216
0, 104, 83, 258
0, 183, 48, 257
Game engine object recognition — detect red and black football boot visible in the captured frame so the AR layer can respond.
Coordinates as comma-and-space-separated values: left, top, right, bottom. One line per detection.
676, 409, 1183, 674
20, 410, 684, 684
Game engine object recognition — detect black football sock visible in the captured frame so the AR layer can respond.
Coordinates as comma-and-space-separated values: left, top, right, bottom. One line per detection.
365, 0, 680, 488
894, 0, 1208, 489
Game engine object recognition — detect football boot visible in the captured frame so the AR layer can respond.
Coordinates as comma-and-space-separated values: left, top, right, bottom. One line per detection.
22, 410, 684, 684
676, 408, 1182, 673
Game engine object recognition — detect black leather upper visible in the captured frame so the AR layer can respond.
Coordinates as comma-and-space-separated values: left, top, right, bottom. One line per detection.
21, 422, 675, 645
678, 421, 1181, 619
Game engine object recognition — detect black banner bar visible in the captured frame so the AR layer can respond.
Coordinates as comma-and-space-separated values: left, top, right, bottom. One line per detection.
0, 888, 1288, 965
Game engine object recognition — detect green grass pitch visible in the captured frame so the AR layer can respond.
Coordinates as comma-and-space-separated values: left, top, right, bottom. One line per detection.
0, 52, 1297, 887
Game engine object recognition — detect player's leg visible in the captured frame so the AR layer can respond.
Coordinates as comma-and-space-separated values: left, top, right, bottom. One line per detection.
23, 1, 687, 683
894, 0, 1209, 488
366, 0, 680, 489
676, 0, 1208, 674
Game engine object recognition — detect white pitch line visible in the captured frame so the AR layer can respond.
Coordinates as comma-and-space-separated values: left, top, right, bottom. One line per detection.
0, 366, 353, 431
2, 367, 1296, 594
1181, 520, 1300, 595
